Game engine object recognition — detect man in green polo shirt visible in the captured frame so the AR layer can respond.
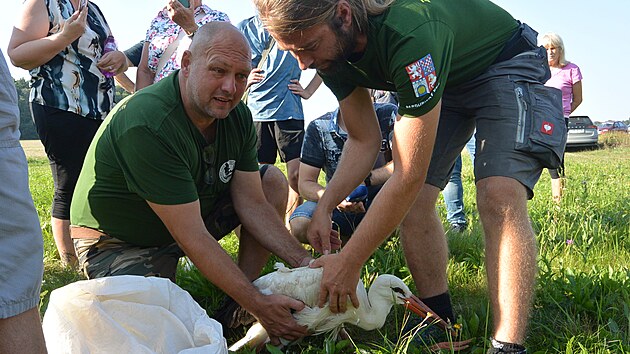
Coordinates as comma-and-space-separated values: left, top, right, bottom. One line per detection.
253, 0, 566, 352
70, 22, 317, 344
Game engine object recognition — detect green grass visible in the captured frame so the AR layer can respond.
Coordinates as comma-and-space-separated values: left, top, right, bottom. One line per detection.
29, 140, 630, 353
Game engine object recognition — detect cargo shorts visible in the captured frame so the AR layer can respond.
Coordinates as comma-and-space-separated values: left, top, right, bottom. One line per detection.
425, 46, 565, 199
74, 193, 241, 282
73, 167, 274, 281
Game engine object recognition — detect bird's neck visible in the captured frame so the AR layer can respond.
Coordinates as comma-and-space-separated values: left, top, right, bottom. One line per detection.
355, 294, 395, 330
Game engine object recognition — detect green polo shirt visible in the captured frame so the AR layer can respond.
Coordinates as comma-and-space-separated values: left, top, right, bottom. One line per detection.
320, 0, 518, 117
71, 72, 258, 247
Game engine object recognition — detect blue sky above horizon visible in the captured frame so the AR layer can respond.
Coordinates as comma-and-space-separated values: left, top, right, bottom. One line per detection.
2, 1, 628, 122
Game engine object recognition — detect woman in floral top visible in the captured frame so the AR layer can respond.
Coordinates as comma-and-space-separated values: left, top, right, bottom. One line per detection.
136, 0, 229, 89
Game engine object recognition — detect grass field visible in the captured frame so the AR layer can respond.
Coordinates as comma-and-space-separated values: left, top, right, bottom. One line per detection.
25, 134, 630, 353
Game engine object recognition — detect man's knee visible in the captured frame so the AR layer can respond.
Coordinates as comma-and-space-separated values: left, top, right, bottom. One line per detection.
289, 216, 310, 243
261, 165, 289, 194
260, 165, 289, 209
476, 176, 528, 218
402, 184, 440, 218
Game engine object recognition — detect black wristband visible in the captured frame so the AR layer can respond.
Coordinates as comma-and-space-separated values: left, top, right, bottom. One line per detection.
364, 172, 372, 187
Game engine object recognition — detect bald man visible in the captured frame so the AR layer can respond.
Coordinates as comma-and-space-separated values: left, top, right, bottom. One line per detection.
70, 22, 315, 343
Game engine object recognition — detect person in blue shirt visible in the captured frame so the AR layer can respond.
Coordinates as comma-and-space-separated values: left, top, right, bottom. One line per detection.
237, 15, 322, 223
290, 103, 397, 246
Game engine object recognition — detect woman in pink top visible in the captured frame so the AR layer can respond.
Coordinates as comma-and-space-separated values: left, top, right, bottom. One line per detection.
542, 32, 583, 203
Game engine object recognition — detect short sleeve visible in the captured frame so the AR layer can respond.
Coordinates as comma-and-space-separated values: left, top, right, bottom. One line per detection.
123, 41, 145, 67
300, 120, 326, 169
570, 64, 583, 85
390, 22, 454, 118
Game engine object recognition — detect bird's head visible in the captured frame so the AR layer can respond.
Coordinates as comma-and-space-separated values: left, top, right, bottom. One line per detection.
371, 274, 414, 305
371, 275, 442, 327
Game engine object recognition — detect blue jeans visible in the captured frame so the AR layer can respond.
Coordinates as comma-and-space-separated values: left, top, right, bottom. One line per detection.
442, 136, 476, 225
289, 185, 382, 238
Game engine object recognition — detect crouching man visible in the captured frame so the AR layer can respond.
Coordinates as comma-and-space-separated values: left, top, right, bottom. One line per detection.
70, 22, 325, 344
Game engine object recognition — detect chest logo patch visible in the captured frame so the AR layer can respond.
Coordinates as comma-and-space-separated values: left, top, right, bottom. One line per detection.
405, 54, 437, 98
219, 160, 236, 183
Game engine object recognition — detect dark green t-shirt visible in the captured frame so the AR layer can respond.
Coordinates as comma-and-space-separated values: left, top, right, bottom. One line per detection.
320, 0, 518, 117
71, 72, 259, 247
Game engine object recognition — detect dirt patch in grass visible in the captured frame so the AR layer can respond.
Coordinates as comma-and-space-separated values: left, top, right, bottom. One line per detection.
21, 139, 46, 159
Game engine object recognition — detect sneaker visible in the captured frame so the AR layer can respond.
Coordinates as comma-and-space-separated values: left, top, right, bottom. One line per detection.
450, 223, 468, 233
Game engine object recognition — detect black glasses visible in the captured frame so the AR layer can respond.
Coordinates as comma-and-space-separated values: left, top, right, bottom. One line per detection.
203, 145, 216, 186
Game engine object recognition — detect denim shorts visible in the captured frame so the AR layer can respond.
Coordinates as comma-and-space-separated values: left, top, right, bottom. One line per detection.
425, 46, 565, 199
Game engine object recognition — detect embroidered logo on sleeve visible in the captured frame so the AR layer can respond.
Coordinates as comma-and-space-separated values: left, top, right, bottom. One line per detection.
405, 54, 437, 98
541, 121, 554, 135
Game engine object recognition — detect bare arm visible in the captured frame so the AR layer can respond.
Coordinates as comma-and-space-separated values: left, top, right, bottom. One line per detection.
147, 200, 308, 341
167, 0, 199, 35
135, 42, 154, 90
288, 73, 323, 99
306, 87, 381, 254
230, 169, 312, 268
297, 163, 325, 202
368, 160, 394, 185
115, 72, 136, 93
312, 101, 441, 313
570, 80, 583, 114
8, 0, 87, 70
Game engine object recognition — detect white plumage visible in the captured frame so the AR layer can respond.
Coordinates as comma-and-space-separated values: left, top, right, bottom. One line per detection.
229, 263, 431, 351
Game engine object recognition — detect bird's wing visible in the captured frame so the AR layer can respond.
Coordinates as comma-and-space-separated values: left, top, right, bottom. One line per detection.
253, 263, 324, 307
295, 304, 359, 335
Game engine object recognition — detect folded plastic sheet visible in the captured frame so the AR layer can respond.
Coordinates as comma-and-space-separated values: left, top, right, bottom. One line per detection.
42, 275, 227, 354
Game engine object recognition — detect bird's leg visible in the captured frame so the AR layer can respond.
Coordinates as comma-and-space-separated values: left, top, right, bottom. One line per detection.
337, 327, 350, 341
228, 322, 269, 352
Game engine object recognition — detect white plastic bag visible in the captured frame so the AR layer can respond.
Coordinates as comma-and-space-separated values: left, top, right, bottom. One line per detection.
42, 275, 228, 354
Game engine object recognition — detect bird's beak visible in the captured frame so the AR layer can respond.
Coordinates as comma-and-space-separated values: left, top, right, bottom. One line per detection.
403, 294, 454, 334
403, 294, 472, 350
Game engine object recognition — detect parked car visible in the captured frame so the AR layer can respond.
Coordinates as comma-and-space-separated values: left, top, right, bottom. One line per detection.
566, 116, 598, 147
598, 121, 628, 134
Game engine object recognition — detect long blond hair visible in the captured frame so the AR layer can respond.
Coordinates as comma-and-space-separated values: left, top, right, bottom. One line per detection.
541, 32, 568, 66
252, 0, 395, 36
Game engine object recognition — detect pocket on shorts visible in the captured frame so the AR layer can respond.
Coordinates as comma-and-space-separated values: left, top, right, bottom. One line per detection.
513, 82, 566, 169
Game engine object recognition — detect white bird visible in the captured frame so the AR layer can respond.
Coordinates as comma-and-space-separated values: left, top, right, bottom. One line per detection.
228, 263, 462, 351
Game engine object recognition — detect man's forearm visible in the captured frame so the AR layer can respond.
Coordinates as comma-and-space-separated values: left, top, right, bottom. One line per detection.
368, 161, 394, 186
341, 169, 424, 266
238, 202, 311, 267
299, 181, 326, 202
317, 137, 378, 213
176, 226, 267, 316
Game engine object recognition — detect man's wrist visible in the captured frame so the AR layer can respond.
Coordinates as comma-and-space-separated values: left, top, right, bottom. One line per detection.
185, 25, 198, 38
298, 256, 314, 268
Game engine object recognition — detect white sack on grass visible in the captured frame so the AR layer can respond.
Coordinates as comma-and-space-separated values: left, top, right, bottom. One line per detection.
42, 275, 228, 354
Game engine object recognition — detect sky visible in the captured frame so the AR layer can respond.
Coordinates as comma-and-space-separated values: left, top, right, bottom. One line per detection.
1, 1, 629, 122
